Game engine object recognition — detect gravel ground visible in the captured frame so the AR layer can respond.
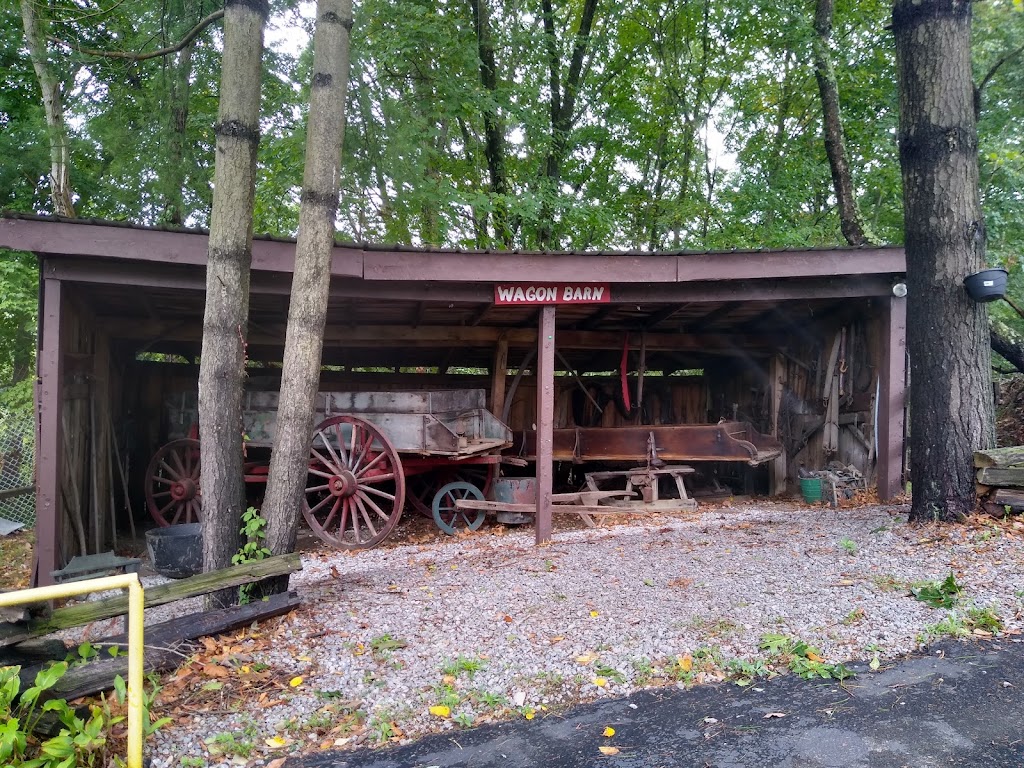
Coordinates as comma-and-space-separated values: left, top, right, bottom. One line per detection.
135, 501, 1024, 767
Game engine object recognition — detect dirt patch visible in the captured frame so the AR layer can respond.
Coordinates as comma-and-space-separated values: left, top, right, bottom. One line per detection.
0, 528, 33, 590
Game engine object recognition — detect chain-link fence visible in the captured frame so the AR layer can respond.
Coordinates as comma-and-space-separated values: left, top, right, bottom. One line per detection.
0, 407, 35, 526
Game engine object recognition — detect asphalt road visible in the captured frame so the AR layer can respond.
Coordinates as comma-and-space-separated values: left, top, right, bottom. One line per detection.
287, 638, 1024, 768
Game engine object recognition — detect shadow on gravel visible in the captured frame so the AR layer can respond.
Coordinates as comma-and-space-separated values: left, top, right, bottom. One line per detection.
286, 638, 1024, 768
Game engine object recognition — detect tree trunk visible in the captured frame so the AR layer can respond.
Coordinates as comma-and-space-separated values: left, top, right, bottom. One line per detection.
20, 0, 75, 217
469, 0, 511, 247
893, 0, 994, 522
162, 40, 194, 226
199, 0, 267, 608
813, 0, 870, 246
991, 327, 1024, 374
260, 0, 352, 594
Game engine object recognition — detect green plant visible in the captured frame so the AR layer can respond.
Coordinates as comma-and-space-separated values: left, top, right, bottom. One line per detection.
631, 657, 655, 685
842, 607, 866, 625
206, 731, 256, 759
232, 506, 272, 604
725, 657, 770, 686
452, 712, 474, 727
593, 663, 626, 685
965, 605, 1003, 632
431, 683, 462, 709
471, 689, 507, 709
0, 663, 169, 767
180, 757, 205, 767
871, 574, 905, 593
918, 613, 970, 643
838, 538, 858, 555
440, 655, 485, 679
367, 712, 396, 743
910, 572, 963, 608
759, 634, 855, 682
369, 633, 407, 661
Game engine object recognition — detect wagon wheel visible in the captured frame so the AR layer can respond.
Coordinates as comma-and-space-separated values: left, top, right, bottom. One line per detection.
146, 438, 202, 527
303, 415, 405, 550
432, 481, 486, 535
407, 463, 497, 517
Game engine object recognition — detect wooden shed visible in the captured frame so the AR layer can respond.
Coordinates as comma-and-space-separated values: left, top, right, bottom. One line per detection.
0, 214, 908, 585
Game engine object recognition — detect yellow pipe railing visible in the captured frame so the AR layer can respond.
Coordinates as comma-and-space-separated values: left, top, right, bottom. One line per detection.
0, 573, 145, 768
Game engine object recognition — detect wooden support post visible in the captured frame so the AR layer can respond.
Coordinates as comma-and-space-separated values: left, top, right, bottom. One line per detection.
35, 278, 64, 586
877, 294, 907, 500
490, 336, 508, 419
535, 306, 556, 544
769, 353, 787, 495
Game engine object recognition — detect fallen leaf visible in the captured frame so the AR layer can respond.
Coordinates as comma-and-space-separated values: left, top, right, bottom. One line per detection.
603, 726, 616, 737
679, 654, 693, 672
429, 705, 451, 717
524, 709, 535, 720
202, 664, 229, 678
330, 565, 341, 579
590, 610, 600, 618
806, 651, 824, 663
599, 746, 620, 756
550, 636, 565, 644
267, 759, 287, 768
575, 653, 598, 665
869, 655, 880, 671
265, 736, 290, 748
503, 615, 514, 623
593, 677, 608, 688
763, 712, 787, 719
442, 675, 456, 685
289, 676, 304, 687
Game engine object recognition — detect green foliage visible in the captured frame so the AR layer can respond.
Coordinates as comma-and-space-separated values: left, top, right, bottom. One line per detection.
440, 655, 486, 680
233, 507, 271, 604
910, 573, 963, 609
759, 634, 855, 681
0, 663, 168, 767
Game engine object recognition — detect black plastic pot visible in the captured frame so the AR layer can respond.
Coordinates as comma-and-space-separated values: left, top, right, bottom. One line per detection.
145, 523, 202, 579
964, 268, 1008, 303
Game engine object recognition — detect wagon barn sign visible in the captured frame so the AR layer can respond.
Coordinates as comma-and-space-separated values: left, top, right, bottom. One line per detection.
494, 283, 611, 305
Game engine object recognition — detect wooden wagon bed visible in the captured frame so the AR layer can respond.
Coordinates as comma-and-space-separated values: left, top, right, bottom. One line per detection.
507, 421, 783, 466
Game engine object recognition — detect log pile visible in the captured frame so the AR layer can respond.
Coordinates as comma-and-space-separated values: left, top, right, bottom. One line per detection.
975, 446, 1024, 517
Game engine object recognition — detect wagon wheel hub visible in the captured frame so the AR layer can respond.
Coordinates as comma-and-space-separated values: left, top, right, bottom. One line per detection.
171, 479, 197, 501
329, 470, 358, 497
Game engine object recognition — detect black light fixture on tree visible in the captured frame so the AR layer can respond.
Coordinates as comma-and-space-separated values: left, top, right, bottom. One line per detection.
963, 267, 1008, 303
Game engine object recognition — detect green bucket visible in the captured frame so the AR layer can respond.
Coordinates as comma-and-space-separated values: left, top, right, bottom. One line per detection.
799, 477, 822, 504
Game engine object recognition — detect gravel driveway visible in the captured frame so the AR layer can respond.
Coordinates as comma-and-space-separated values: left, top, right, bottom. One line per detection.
143, 501, 1024, 767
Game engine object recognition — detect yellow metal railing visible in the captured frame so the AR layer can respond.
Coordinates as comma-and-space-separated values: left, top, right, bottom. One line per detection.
0, 573, 145, 768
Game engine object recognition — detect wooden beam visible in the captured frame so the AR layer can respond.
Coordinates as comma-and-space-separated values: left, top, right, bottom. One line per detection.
490, 336, 508, 419
34, 278, 63, 587
467, 303, 492, 327
97, 319, 776, 353
26, 553, 301, 637
769, 354, 787, 495
877, 295, 907, 500
688, 301, 744, 332
536, 306, 556, 544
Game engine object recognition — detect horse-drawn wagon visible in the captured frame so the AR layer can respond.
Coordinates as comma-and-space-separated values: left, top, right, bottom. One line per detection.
145, 389, 511, 549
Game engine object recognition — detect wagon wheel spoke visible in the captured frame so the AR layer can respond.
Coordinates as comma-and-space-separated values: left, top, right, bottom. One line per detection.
303, 415, 404, 551
431, 481, 485, 536
146, 438, 202, 527
407, 463, 495, 517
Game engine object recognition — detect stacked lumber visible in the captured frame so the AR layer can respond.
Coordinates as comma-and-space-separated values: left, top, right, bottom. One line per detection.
975, 447, 1024, 516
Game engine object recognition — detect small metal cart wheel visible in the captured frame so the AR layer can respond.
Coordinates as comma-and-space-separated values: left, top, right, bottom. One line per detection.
303, 414, 405, 550
145, 438, 202, 526
431, 481, 486, 535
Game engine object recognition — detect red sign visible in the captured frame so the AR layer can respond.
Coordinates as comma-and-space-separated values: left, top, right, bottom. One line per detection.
494, 283, 611, 305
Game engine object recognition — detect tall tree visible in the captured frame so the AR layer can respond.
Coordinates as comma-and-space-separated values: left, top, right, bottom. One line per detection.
893, 0, 994, 521
813, 0, 870, 245
198, 0, 268, 607
20, 0, 75, 216
261, 0, 353, 591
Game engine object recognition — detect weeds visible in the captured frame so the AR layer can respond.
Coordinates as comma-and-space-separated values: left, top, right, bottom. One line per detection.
838, 538, 858, 555
759, 634, 855, 682
440, 655, 485, 679
910, 572, 963, 608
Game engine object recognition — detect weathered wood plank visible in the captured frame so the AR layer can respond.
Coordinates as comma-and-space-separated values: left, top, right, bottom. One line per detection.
974, 446, 1024, 469
992, 488, 1024, 513
27, 553, 301, 637
976, 467, 1024, 487
20, 591, 301, 703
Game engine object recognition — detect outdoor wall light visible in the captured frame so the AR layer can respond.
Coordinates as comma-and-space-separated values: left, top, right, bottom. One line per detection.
963, 268, 1008, 303
892, 282, 907, 298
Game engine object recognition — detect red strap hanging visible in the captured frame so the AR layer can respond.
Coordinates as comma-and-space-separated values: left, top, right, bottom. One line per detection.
620, 334, 631, 412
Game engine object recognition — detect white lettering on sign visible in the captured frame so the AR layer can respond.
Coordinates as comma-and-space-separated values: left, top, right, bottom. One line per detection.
494, 283, 610, 305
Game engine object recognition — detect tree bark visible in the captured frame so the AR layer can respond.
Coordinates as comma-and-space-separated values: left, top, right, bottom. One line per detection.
162, 40, 194, 226
260, 0, 352, 594
991, 327, 1024, 374
20, 0, 75, 217
199, 0, 267, 608
538, 0, 599, 248
813, 0, 870, 246
893, 0, 994, 522
469, 0, 511, 247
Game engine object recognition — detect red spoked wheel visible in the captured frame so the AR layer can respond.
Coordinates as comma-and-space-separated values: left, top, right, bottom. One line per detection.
406, 463, 496, 517
146, 438, 202, 527
303, 415, 405, 550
